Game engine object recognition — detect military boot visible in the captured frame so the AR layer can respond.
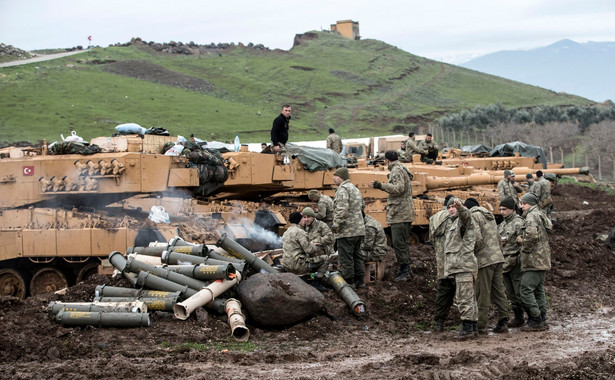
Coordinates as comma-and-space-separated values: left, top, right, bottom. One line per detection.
473, 321, 479, 337
492, 318, 509, 333
355, 279, 366, 289
540, 311, 549, 330
456, 320, 476, 339
395, 264, 411, 281
520, 316, 544, 332
507, 308, 525, 328
434, 319, 444, 333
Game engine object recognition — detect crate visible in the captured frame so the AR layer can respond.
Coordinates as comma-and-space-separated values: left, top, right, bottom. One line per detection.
364, 260, 387, 283
143, 135, 176, 154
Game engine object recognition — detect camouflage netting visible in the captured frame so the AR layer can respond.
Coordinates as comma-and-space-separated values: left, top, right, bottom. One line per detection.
49, 141, 101, 155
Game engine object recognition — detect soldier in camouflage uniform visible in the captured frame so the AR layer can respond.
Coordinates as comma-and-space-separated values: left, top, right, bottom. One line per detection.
301, 207, 334, 256
517, 192, 553, 331
281, 212, 329, 277
525, 173, 542, 198
464, 197, 509, 334
360, 211, 388, 262
404, 132, 428, 161
417, 133, 439, 162
308, 189, 335, 226
538, 171, 554, 219
326, 128, 343, 154
429, 194, 454, 332
442, 198, 478, 338
497, 170, 523, 210
371, 150, 416, 281
332, 167, 366, 287
497, 196, 526, 328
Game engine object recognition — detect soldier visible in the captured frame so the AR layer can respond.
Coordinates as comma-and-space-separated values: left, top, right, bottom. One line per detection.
331, 167, 366, 288
281, 212, 329, 282
301, 207, 334, 256
307, 189, 334, 225
526, 173, 542, 198
539, 171, 555, 219
464, 197, 509, 334
517, 192, 553, 331
429, 194, 454, 332
441, 198, 479, 339
417, 133, 439, 162
497, 196, 526, 328
360, 211, 387, 262
271, 104, 291, 154
326, 128, 343, 154
396, 141, 408, 161
404, 132, 428, 161
370, 150, 416, 281
498, 170, 523, 210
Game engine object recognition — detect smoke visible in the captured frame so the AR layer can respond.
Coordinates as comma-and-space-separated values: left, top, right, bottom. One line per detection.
225, 217, 282, 249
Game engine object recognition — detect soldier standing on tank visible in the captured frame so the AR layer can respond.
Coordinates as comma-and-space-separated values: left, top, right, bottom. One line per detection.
271, 104, 291, 154
464, 197, 509, 334
331, 167, 366, 288
301, 207, 334, 256
429, 194, 454, 332
307, 189, 335, 226
370, 150, 416, 281
326, 128, 343, 154
498, 170, 523, 210
517, 192, 553, 331
497, 196, 526, 328
441, 198, 479, 339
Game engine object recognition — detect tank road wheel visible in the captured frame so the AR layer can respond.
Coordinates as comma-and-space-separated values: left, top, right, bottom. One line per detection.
29, 268, 68, 296
76, 263, 99, 283
0, 269, 27, 299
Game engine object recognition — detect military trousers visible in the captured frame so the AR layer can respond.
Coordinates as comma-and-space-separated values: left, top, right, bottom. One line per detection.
475, 263, 509, 329
336, 236, 364, 284
453, 272, 478, 321
434, 278, 455, 322
503, 259, 523, 310
390, 222, 411, 265
520, 270, 547, 318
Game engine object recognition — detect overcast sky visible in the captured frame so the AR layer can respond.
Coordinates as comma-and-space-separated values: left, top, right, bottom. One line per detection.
2, 0, 615, 64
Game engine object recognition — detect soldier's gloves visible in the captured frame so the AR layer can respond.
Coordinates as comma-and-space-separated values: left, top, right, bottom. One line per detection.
373, 180, 382, 189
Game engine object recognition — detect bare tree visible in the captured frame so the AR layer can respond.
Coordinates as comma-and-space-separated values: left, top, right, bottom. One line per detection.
585, 121, 615, 181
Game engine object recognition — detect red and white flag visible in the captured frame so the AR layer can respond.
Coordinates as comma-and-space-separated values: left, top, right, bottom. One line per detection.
23, 166, 34, 176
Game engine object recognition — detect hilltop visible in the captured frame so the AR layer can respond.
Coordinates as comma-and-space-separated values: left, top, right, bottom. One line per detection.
0, 32, 591, 144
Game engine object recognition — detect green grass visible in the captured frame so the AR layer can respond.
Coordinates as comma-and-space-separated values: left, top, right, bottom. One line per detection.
559, 177, 615, 194
0, 32, 592, 144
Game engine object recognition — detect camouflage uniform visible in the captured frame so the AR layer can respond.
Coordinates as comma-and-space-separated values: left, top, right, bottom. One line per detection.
527, 180, 543, 199
418, 139, 439, 161
537, 177, 553, 217
469, 206, 508, 331
497, 178, 521, 207
376, 160, 415, 266
404, 138, 427, 157
429, 208, 454, 323
305, 219, 334, 256
326, 133, 343, 154
332, 180, 366, 283
360, 214, 387, 262
442, 205, 478, 322
315, 194, 335, 225
520, 204, 553, 320
498, 211, 525, 311
281, 224, 328, 276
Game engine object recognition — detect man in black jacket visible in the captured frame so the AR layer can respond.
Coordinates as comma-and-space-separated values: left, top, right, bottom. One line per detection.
271, 104, 291, 154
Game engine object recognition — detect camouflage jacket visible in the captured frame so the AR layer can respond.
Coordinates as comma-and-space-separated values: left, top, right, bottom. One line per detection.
305, 219, 334, 256
360, 215, 387, 262
443, 206, 477, 276
379, 160, 416, 224
418, 139, 438, 151
469, 206, 505, 269
326, 134, 343, 154
497, 178, 521, 205
538, 178, 553, 210
429, 208, 450, 279
497, 212, 525, 272
315, 194, 335, 225
281, 224, 326, 273
527, 181, 543, 199
333, 180, 365, 239
404, 138, 426, 156
520, 205, 552, 271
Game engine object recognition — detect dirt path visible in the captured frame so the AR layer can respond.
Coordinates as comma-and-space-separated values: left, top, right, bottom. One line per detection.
0, 50, 88, 68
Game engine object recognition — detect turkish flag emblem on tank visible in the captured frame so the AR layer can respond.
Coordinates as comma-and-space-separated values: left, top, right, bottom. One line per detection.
23, 166, 34, 176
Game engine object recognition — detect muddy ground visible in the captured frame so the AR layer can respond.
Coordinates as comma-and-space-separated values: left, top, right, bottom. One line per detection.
1, 183, 614, 379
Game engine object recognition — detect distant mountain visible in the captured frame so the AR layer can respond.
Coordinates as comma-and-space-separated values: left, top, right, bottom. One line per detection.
460, 39, 615, 102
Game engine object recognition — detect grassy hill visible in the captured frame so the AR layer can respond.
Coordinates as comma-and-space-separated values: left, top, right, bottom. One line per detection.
0, 31, 592, 144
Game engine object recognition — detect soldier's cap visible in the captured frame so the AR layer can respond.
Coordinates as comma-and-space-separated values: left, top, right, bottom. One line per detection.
545, 173, 557, 181
443, 194, 454, 206
520, 192, 539, 206
307, 189, 319, 199
464, 197, 479, 209
499, 197, 516, 210
526, 173, 534, 179
504, 170, 513, 177
301, 207, 316, 218
333, 167, 349, 180
289, 212, 303, 224
446, 197, 459, 207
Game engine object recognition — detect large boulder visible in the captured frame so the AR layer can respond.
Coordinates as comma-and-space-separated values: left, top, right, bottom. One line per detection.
236, 273, 324, 327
